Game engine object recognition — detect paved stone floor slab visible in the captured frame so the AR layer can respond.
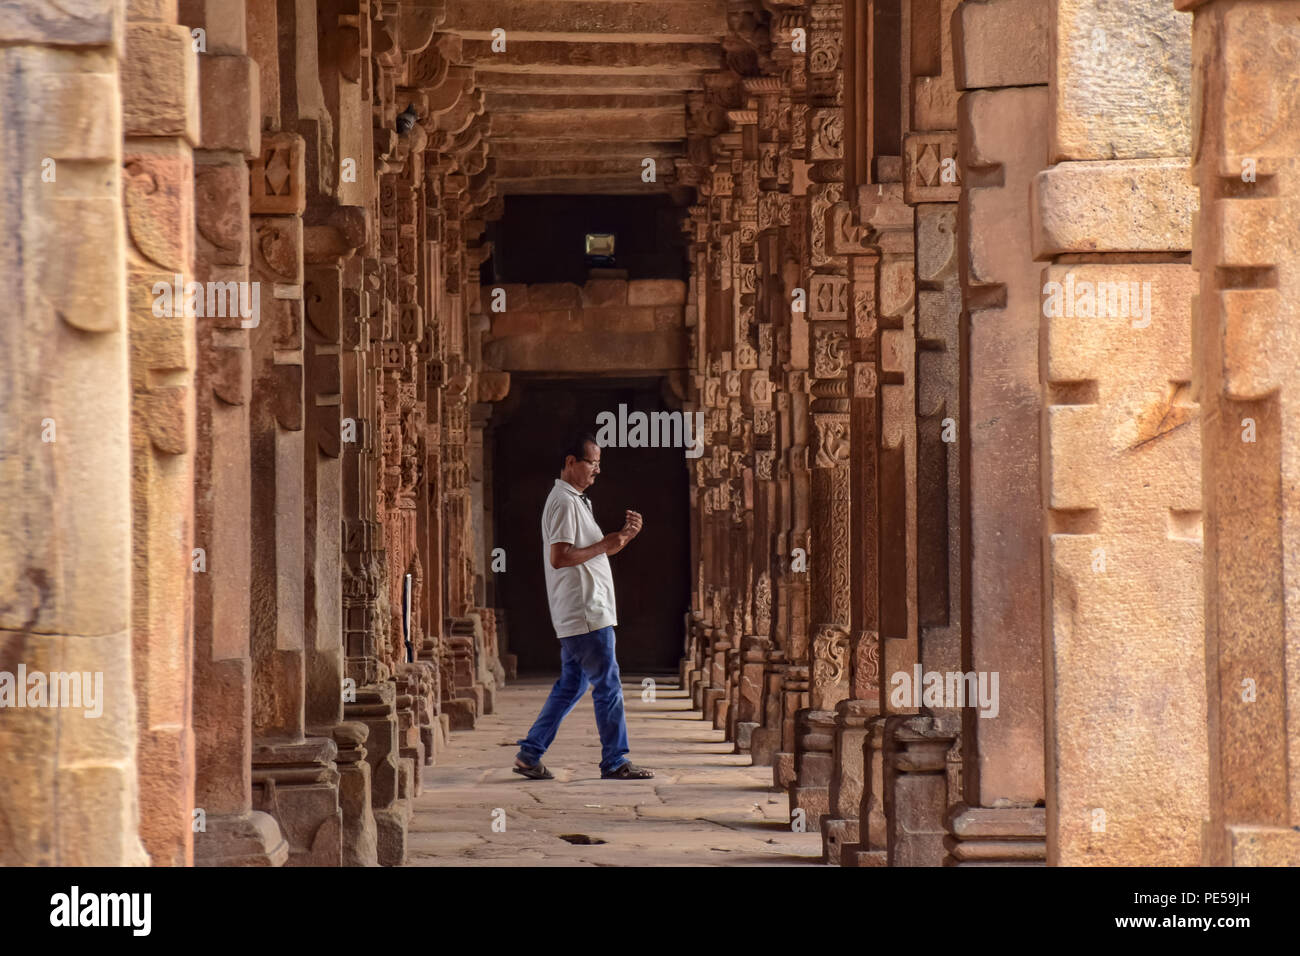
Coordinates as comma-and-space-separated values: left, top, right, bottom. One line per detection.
405, 678, 823, 867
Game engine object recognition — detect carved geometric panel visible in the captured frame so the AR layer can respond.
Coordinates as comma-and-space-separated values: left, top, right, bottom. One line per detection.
251, 132, 305, 216
903, 131, 960, 205
810, 274, 849, 321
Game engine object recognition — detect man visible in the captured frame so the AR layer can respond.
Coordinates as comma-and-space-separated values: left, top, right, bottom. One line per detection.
513, 432, 655, 781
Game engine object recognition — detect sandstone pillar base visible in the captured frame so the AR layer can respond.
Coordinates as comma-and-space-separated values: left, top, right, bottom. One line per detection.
444, 697, 478, 730
346, 685, 406, 865
734, 722, 759, 752
820, 819, 860, 866
789, 709, 836, 827
944, 806, 1046, 866
194, 810, 289, 867
841, 716, 890, 864
750, 729, 780, 767
821, 698, 877, 864
252, 737, 342, 867
888, 715, 960, 866
333, 721, 378, 867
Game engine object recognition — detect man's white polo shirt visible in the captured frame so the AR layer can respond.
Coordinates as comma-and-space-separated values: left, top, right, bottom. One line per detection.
541, 478, 618, 638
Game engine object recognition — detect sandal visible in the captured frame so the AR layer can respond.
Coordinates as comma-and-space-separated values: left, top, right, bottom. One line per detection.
601, 762, 654, 780
512, 761, 554, 780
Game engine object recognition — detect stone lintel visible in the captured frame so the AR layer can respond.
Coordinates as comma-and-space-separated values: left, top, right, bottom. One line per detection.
486, 92, 686, 112
460, 40, 723, 74
490, 139, 684, 159
474, 71, 707, 94
498, 178, 671, 195
485, 330, 687, 373
489, 111, 685, 141
444, 0, 728, 44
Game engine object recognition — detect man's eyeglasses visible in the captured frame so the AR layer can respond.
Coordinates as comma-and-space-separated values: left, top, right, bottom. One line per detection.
581, 458, 601, 472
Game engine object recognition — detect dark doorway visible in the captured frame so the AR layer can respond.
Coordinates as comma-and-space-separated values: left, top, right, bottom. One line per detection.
483, 195, 689, 286
491, 377, 690, 676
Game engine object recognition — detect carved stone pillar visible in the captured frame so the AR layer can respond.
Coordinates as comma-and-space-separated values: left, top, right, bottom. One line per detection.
122, 5, 199, 867
1180, 0, 1299, 866
181, 0, 287, 868
1037, 0, 1204, 865
304, 251, 377, 866
247, 132, 342, 867
788, 0, 850, 830
0, 1, 146, 866
945, 0, 1049, 864
792, 405, 851, 825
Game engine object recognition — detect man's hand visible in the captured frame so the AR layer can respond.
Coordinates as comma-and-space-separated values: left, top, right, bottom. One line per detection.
606, 510, 644, 557
551, 509, 644, 567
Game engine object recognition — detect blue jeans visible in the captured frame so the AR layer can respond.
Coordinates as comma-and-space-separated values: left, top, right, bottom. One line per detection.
517, 626, 629, 774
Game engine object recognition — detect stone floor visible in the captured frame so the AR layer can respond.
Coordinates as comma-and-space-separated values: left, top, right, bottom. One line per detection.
405, 678, 824, 866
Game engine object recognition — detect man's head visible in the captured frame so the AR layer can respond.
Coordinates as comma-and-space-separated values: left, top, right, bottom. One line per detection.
560, 432, 601, 491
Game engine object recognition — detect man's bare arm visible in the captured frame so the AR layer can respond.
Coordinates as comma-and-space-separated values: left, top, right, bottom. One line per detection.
549, 510, 643, 569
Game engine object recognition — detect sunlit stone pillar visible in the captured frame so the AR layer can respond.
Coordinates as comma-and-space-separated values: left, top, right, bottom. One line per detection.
0, 0, 147, 867
946, 0, 1050, 865
1182, 0, 1300, 867
181, 0, 287, 867
122, 1, 199, 866
1036, 0, 1204, 865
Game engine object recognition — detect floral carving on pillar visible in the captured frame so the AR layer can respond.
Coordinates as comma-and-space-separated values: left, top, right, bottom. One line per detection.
812, 626, 850, 692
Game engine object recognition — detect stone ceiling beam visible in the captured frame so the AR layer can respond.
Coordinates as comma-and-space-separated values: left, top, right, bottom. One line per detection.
498, 178, 670, 195
474, 72, 707, 94
490, 140, 684, 160
443, 0, 728, 44
489, 111, 686, 141
491, 106, 682, 127
459, 40, 723, 74
494, 158, 676, 180
486, 93, 686, 112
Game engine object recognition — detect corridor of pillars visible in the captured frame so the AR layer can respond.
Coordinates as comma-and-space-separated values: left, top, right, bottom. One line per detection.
1, 0, 1297, 868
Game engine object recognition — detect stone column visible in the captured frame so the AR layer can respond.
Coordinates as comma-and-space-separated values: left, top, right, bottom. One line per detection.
319, 6, 409, 865
1035, 0, 1204, 865
772, 2, 814, 793
247, 131, 342, 867
122, 4, 199, 867
743, 73, 787, 763
305, 255, 378, 866
823, 0, 896, 864
864, 0, 966, 868
181, 0, 287, 867
790, 0, 851, 830
0, 0, 147, 867
751, 22, 801, 768
1182, 0, 1300, 867
945, 0, 1050, 864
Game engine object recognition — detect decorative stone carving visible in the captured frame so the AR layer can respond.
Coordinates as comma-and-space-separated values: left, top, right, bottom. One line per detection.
904, 131, 960, 205
810, 274, 849, 320
814, 416, 851, 468
813, 328, 849, 379
812, 627, 850, 690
